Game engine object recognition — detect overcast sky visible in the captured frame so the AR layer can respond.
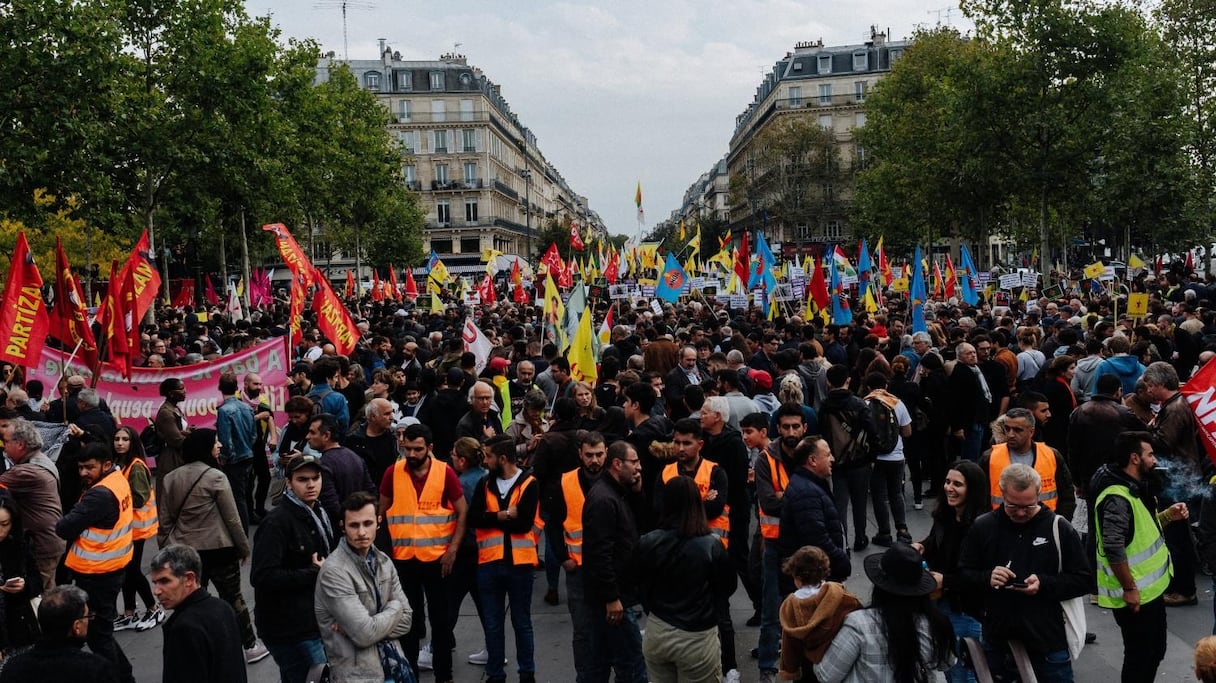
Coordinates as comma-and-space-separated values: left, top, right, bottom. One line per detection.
249, 1, 972, 240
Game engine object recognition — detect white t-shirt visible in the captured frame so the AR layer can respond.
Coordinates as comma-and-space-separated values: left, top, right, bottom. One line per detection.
876, 399, 913, 462
494, 469, 523, 497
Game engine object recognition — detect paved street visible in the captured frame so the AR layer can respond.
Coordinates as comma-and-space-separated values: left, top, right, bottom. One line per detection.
115, 497, 1211, 682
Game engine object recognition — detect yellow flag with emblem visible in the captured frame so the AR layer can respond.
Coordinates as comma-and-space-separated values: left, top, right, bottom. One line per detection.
569, 306, 598, 383
1126, 293, 1149, 317
1083, 261, 1105, 279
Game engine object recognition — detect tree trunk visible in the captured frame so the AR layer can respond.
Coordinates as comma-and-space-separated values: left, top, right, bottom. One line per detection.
1039, 184, 1050, 284
218, 223, 228, 299
240, 209, 252, 313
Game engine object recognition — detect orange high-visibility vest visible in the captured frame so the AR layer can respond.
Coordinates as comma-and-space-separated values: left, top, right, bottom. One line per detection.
122, 458, 158, 541
662, 459, 731, 548
560, 470, 586, 567
385, 458, 458, 562
759, 452, 788, 540
476, 474, 543, 566
988, 442, 1059, 510
65, 468, 133, 574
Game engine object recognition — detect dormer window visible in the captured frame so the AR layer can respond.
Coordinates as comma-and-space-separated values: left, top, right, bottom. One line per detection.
365, 72, 381, 90
817, 54, 832, 74
853, 51, 868, 71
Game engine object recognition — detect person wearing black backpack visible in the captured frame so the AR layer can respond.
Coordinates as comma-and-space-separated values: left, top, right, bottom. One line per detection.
862, 373, 914, 547
817, 365, 876, 551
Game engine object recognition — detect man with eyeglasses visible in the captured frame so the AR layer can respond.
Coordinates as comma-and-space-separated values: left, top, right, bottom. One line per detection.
960, 463, 1091, 681
980, 408, 1076, 523
0, 585, 118, 683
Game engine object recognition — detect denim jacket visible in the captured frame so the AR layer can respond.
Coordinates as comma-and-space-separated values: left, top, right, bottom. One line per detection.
216, 396, 256, 465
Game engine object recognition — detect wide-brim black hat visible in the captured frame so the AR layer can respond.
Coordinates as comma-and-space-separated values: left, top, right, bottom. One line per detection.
864, 542, 937, 597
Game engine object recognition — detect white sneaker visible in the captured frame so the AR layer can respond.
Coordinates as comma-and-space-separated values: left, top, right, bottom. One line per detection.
418, 642, 433, 671
135, 605, 166, 631
723, 669, 741, 683
245, 640, 270, 664
467, 648, 488, 665
113, 613, 140, 631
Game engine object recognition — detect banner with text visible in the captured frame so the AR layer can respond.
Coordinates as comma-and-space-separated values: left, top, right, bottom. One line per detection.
27, 338, 291, 431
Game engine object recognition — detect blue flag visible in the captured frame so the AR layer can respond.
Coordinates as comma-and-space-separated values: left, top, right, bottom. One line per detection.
857, 238, 872, 282
910, 244, 927, 333
749, 232, 778, 292
655, 252, 688, 303
959, 244, 979, 306
829, 251, 853, 324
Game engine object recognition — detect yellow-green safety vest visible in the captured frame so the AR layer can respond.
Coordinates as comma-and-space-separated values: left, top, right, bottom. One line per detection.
1094, 485, 1172, 609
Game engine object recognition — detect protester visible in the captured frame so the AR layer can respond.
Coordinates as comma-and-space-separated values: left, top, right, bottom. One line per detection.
0, 494, 40, 661
151, 545, 248, 683
0, 585, 119, 683
112, 426, 163, 633
0, 419, 65, 591
777, 545, 861, 683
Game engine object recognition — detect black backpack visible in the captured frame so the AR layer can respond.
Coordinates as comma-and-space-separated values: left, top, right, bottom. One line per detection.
866, 397, 901, 455
139, 419, 164, 458
822, 410, 871, 468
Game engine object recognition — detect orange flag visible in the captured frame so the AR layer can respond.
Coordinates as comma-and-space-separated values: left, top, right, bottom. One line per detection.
388, 265, 401, 301
404, 268, 419, 300
103, 260, 129, 377
0, 232, 50, 368
345, 270, 355, 299
312, 273, 360, 355
371, 271, 384, 302
52, 238, 99, 370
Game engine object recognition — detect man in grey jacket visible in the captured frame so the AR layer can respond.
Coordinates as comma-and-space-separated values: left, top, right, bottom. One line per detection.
0, 418, 65, 590
316, 491, 413, 683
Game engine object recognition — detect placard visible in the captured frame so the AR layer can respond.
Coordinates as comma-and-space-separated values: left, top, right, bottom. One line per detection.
774, 283, 795, 302
976, 272, 991, 284
842, 275, 858, 286
650, 299, 664, 315
728, 294, 748, 309
1021, 271, 1039, 288
998, 273, 1023, 290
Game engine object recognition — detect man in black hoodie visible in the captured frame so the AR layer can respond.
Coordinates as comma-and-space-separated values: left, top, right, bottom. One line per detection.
623, 381, 672, 530
700, 396, 758, 617
817, 364, 875, 551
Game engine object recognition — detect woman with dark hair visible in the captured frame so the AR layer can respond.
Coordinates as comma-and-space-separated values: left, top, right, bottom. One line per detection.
814, 543, 955, 682
0, 494, 41, 665
913, 460, 987, 683
634, 475, 737, 683
112, 426, 163, 633
1041, 355, 1077, 456
157, 428, 267, 663
849, 348, 879, 396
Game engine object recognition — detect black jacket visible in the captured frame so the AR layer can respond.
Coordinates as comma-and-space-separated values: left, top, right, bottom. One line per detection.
162, 589, 248, 683
634, 528, 736, 632
0, 638, 118, 683
702, 426, 750, 515
959, 506, 1092, 653
345, 425, 398, 488
818, 388, 874, 471
250, 499, 335, 642
777, 468, 849, 581
945, 362, 992, 431
583, 474, 643, 607
0, 530, 40, 650
1068, 395, 1146, 497
628, 414, 674, 528
920, 512, 984, 619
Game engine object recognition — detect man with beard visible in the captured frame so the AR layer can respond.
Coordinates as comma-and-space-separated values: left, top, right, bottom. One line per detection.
250, 455, 335, 682
242, 373, 275, 523
308, 414, 376, 528
1093, 431, 1187, 682
543, 431, 613, 680
581, 440, 648, 683
379, 422, 467, 683
508, 360, 539, 417
751, 405, 805, 683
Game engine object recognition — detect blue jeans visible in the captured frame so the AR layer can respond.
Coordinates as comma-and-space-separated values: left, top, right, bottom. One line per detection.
961, 423, 984, 462
584, 599, 647, 683
477, 561, 535, 682
758, 542, 782, 673
265, 638, 326, 683
985, 641, 1073, 682
540, 510, 560, 593
936, 601, 982, 683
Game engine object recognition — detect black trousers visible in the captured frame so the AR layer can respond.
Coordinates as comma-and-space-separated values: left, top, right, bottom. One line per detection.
74, 568, 135, 683
1112, 596, 1167, 683
396, 557, 454, 681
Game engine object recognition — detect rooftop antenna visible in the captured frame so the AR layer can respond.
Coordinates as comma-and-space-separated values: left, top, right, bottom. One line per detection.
313, 0, 376, 61
928, 6, 957, 26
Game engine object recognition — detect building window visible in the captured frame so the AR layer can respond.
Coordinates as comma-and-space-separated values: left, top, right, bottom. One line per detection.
397, 71, 412, 91
431, 238, 452, 253
396, 131, 418, 154
819, 114, 833, 130
818, 84, 832, 105
465, 199, 479, 223
824, 220, 843, 240
460, 237, 480, 253
817, 54, 832, 74
429, 71, 445, 90
789, 86, 802, 106
364, 72, 380, 90
431, 99, 445, 123
463, 162, 477, 183
853, 51, 868, 71
462, 129, 477, 152
890, 48, 904, 64
433, 130, 448, 154
403, 165, 416, 182
398, 100, 410, 122
436, 201, 451, 224
822, 184, 835, 201
434, 163, 449, 183
855, 145, 869, 169
855, 81, 868, 102
460, 99, 474, 121
854, 112, 867, 128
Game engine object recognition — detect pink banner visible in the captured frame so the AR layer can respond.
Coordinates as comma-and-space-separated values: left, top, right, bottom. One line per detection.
27, 338, 292, 431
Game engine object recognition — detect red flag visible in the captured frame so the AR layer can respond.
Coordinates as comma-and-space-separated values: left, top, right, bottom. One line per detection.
171, 279, 195, 308
605, 251, 619, 285
345, 270, 355, 299
203, 274, 219, 305
51, 238, 99, 370
541, 243, 563, 276
121, 259, 140, 368
103, 260, 129, 377
570, 223, 585, 251
1186, 251, 1195, 272
287, 271, 306, 358
877, 239, 893, 286
809, 254, 830, 311
0, 232, 50, 368
1182, 357, 1216, 469
404, 268, 419, 300
312, 275, 360, 355
371, 271, 384, 301
388, 265, 401, 301
262, 223, 315, 288
735, 231, 750, 286
945, 254, 958, 299
558, 259, 574, 288
478, 273, 497, 304
932, 261, 944, 297
96, 230, 160, 332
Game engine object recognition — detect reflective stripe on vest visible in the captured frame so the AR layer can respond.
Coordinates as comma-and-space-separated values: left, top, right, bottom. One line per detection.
988, 443, 1059, 510
662, 459, 730, 549
475, 474, 543, 566
759, 452, 788, 540
66, 468, 134, 574
561, 470, 586, 567
1094, 485, 1173, 608
123, 458, 158, 541
385, 458, 458, 561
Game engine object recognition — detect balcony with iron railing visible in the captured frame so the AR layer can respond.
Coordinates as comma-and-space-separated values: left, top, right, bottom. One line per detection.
389, 111, 493, 125
424, 215, 534, 235
430, 179, 484, 191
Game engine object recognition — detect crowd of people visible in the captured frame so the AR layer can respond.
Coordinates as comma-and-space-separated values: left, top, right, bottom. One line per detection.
0, 261, 1213, 682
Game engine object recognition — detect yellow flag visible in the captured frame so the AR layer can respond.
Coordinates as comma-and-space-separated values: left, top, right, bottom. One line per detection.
543, 273, 566, 348
864, 283, 878, 313
1128, 254, 1146, 271
678, 219, 686, 241
429, 290, 444, 313
1127, 292, 1149, 317
481, 248, 504, 262
688, 232, 701, 256
707, 249, 732, 272
569, 307, 598, 383
236, 278, 245, 297
1083, 261, 1105, 279
431, 258, 450, 285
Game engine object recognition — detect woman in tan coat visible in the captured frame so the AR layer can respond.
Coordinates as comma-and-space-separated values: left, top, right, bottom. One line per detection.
158, 428, 267, 663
